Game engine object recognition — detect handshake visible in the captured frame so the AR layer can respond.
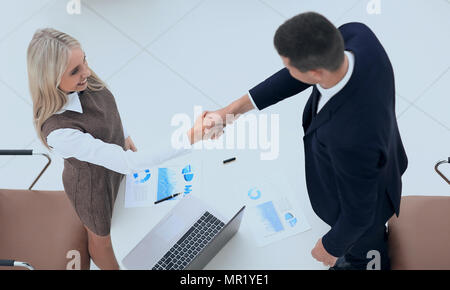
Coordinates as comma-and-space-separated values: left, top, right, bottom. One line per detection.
186, 94, 254, 145
187, 108, 238, 145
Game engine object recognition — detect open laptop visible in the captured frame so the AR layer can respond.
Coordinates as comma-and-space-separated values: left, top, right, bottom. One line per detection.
122, 195, 245, 270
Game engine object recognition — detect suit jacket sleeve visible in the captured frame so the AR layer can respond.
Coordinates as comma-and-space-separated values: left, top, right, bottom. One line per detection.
249, 68, 311, 110
321, 139, 385, 257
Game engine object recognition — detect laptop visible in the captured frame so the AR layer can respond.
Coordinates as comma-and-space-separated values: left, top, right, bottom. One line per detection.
122, 195, 245, 270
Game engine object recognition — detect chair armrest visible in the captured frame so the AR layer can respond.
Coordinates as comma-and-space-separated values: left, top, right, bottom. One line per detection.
0, 149, 51, 190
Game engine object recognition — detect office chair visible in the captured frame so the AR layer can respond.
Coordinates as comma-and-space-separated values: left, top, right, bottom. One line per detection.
388, 158, 450, 270
0, 150, 90, 270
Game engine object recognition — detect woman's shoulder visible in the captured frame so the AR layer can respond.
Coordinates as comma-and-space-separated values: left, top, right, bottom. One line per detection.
83, 83, 115, 100
41, 113, 82, 139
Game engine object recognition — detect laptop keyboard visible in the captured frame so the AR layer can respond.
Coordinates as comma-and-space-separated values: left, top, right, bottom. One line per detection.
152, 211, 225, 270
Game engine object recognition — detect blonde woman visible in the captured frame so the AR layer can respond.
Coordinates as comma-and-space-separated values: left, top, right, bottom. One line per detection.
27, 28, 206, 270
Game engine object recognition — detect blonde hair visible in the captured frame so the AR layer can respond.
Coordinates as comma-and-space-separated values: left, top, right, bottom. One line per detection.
27, 28, 105, 149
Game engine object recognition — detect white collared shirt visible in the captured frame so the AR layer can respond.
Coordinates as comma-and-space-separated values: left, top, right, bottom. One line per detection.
47, 92, 192, 175
316, 51, 355, 113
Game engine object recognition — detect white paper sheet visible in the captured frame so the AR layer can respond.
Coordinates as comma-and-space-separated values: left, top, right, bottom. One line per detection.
236, 174, 311, 247
124, 163, 200, 208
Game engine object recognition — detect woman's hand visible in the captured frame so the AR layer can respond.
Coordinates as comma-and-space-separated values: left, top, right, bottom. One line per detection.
125, 136, 138, 152
187, 111, 208, 145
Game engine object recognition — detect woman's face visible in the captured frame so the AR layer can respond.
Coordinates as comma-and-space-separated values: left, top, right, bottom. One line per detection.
59, 47, 91, 93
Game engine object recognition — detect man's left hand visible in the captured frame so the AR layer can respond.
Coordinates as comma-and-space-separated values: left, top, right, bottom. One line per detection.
311, 238, 338, 267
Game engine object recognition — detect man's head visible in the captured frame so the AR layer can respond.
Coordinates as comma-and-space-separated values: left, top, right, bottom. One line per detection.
274, 12, 345, 85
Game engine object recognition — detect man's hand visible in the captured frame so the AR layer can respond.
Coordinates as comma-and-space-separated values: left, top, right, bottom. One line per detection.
311, 238, 338, 267
203, 108, 236, 140
202, 93, 255, 140
125, 136, 138, 152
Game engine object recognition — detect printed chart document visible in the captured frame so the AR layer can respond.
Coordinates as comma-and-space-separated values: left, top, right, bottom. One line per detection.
124, 163, 200, 208
236, 174, 311, 247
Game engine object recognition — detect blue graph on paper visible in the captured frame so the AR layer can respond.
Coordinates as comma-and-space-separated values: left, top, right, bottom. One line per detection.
284, 212, 298, 227
257, 201, 284, 233
182, 165, 194, 182
182, 165, 194, 195
156, 168, 177, 201
133, 169, 151, 184
156, 165, 195, 201
248, 187, 261, 200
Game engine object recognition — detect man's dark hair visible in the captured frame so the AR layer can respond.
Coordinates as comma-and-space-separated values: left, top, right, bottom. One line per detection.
274, 12, 345, 72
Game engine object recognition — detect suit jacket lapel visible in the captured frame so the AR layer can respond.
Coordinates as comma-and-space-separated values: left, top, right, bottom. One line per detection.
304, 86, 331, 137
303, 48, 361, 137
304, 85, 355, 137
302, 89, 315, 133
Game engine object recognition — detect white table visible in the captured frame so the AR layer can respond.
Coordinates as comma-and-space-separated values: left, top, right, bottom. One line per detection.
111, 143, 331, 270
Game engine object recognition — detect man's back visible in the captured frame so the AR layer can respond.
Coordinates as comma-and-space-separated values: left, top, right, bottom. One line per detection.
248, 21, 408, 259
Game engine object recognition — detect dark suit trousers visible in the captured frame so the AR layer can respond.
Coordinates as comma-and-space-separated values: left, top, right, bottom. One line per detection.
333, 190, 395, 270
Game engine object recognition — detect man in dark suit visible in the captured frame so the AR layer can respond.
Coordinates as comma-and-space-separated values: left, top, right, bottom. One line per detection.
203, 12, 408, 270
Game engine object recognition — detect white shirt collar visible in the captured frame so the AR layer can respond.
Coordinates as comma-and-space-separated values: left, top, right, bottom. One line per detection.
54, 92, 83, 114
316, 50, 355, 99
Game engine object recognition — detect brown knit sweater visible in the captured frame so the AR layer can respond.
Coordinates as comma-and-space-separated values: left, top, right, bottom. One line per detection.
42, 86, 125, 236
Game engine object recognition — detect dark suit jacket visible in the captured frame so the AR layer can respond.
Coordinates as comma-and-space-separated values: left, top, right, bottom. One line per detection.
249, 22, 408, 257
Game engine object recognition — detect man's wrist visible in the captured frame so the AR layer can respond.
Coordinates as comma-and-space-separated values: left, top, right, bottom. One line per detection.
217, 94, 253, 126
322, 234, 344, 258
222, 105, 234, 119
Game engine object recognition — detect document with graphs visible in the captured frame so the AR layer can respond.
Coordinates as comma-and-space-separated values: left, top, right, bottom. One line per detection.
124, 163, 201, 208
236, 173, 311, 247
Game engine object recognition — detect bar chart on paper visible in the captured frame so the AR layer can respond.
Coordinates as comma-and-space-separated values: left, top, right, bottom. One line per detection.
156, 164, 196, 201
125, 164, 201, 208
238, 175, 311, 247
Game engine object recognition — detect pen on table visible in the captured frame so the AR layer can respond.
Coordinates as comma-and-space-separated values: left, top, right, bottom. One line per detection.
154, 192, 182, 204
223, 157, 236, 164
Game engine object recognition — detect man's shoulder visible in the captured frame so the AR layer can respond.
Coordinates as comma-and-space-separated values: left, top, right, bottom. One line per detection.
338, 22, 373, 35
338, 22, 379, 47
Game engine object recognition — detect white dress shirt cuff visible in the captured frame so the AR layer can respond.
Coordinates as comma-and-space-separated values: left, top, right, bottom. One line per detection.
123, 127, 130, 139
247, 91, 260, 111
